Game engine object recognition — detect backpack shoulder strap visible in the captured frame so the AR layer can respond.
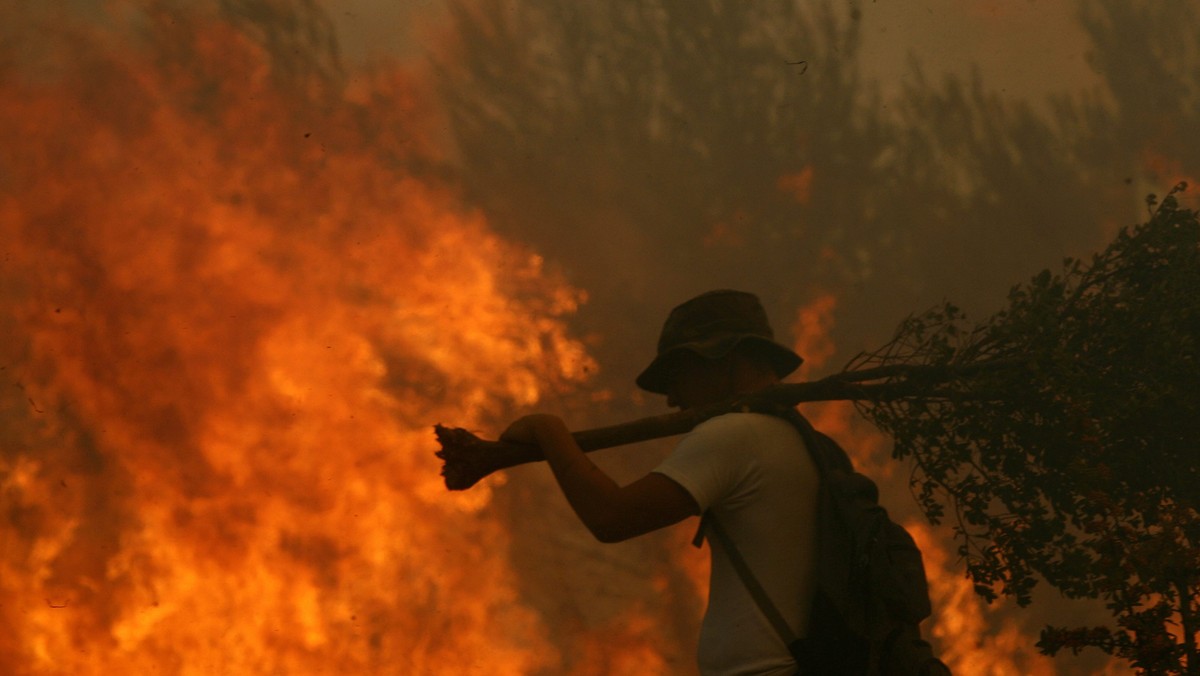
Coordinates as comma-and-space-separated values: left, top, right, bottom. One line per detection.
692, 406, 826, 664
700, 512, 810, 663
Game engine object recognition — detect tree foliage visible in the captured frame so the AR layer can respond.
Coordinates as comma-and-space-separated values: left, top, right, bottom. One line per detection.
857, 184, 1200, 673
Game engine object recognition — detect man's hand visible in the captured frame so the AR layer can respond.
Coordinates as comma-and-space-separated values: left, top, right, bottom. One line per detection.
499, 413, 564, 446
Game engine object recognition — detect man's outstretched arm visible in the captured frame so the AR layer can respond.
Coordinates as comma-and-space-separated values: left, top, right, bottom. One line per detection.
501, 413, 699, 543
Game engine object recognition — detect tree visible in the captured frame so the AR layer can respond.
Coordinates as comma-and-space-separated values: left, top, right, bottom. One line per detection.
857, 184, 1200, 674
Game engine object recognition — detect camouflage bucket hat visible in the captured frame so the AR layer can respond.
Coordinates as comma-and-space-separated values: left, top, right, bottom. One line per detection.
635, 289, 804, 394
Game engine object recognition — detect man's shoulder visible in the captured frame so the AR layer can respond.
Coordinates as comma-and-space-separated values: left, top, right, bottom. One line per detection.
685, 412, 805, 457
672, 413, 765, 458
693, 411, 799, 437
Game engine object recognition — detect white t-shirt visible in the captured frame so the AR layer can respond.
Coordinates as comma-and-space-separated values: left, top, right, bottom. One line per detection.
654, 412, 819, 676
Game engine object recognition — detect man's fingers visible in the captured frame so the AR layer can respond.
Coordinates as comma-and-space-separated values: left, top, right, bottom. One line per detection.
499, 418, 535, 444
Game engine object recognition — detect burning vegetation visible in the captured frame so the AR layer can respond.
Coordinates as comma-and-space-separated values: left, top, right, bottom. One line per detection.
0, 3, 592, 673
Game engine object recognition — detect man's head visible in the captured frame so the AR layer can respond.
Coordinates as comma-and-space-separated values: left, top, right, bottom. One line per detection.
637, 290, 803, 409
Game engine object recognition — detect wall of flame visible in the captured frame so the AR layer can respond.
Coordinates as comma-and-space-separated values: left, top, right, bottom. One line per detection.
0, 4, 596, 673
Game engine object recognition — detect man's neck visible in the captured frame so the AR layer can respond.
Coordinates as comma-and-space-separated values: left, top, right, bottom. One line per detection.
730, 362, 780, 396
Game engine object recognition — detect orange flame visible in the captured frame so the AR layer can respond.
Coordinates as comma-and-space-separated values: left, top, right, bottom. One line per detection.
908, 523, 1061, 675
0, 7, 594, 674
790, 292, 838, 378
567, 608, 673, 676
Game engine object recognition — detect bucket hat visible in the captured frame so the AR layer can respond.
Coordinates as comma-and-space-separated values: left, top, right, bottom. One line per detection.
636, 290, 803, 394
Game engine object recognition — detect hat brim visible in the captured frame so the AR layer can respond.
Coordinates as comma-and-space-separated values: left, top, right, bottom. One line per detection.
635, 335, 803, 394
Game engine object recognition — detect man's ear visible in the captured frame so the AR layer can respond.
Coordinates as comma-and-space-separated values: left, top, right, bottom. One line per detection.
729, 350, 778, 390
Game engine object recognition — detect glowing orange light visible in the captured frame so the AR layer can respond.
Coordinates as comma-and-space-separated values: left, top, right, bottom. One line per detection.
0, 7, 592, 674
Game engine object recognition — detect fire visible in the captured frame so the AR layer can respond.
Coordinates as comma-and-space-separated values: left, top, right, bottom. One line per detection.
790, 292, 838, 378
908, 524, 1060, 676
0, 5, 592, 674
567, 608, 673, 676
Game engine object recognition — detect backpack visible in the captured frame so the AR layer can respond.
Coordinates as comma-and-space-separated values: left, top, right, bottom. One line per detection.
697, 406, 951, 676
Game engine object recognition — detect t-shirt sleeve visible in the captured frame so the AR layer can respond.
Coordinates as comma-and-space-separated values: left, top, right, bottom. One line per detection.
652, 414, 754, 512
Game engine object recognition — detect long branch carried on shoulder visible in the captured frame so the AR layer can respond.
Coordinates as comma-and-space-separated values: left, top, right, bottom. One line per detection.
435, 360, 1009, 490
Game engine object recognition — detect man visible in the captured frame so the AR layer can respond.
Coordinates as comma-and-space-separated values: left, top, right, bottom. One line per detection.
501, 290, 817, 676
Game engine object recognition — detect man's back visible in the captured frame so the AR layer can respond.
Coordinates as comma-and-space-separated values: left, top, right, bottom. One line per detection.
655, 412, 819, 676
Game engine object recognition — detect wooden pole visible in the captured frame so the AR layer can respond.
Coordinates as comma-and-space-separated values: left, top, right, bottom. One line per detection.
435, 361, 1003, 490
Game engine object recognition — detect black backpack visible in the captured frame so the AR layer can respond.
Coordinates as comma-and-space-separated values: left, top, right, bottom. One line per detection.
697, 407, 951, 676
